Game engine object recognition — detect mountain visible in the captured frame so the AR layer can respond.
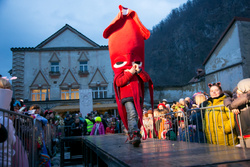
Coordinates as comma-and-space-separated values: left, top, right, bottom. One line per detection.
145, 0, 250, 87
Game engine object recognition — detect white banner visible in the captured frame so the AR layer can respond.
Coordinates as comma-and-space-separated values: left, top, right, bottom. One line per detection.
79, 89, 93, 117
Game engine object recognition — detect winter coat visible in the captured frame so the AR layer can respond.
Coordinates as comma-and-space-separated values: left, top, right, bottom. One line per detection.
0, 117, 16, 166
190, 110, 206, 143
71, 122, 83, 136
204, 94, 238, 146
224, 92, 250, 137
90, 122, 105, 135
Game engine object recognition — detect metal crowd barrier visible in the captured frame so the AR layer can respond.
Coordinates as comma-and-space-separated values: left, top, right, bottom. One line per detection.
0, 108, 35, 167
162, 105, 238, 147
0, 108, 57, 167
45, 123, 58, 157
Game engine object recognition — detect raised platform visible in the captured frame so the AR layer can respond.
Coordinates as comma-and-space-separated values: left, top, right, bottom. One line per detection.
83, 134, 250, 166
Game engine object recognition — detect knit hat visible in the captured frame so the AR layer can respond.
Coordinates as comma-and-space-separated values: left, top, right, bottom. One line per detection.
237, 78, 250, 93
162, 99, 167, 102
95, 116, 102, 122
157, 103, 166, 109
179, 98, 184, 103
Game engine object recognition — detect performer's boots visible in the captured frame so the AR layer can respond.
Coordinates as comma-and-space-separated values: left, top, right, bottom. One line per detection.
131, 131, 141, 147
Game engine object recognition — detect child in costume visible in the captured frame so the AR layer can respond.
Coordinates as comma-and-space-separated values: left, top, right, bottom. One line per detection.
90, 117, 105, 135
103, 5, 156, 147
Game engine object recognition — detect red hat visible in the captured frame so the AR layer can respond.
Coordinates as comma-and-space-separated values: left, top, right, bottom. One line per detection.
157, 103, 166, 109
44, 110, 48, 114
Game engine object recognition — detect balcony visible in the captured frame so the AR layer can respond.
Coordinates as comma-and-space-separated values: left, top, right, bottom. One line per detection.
78, 70, 89, 77
49, 71, 61, 78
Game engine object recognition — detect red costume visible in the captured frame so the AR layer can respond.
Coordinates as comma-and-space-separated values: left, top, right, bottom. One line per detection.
103, 5, 156, 140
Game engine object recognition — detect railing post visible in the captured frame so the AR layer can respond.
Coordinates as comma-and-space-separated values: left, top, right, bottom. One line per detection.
32, 120, 36, 167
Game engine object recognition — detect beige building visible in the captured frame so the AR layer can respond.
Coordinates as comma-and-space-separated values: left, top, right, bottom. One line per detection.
11, 24, 117, 114
145, 17, 250, 103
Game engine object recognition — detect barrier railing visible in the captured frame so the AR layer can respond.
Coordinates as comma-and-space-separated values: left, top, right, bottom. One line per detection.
0, 108, 57, 167
0, 108, 35, 167
161, 105, 238, 147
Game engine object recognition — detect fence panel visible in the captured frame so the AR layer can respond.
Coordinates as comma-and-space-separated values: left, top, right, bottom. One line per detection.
161, 105, 238, 147
0, 108, 36, 167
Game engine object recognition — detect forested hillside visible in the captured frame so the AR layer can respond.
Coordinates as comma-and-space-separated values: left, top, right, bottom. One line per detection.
145, 0, 250, 86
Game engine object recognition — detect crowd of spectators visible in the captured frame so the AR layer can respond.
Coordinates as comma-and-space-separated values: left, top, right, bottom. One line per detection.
1, 76, 250, 166
63, 110, 122, 137
143, 78, 250, 148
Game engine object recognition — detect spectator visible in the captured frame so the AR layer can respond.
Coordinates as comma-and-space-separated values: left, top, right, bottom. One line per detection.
29, 104, 48, 125
162, 99, 168, 105
49, 110, 55, 124
101, 114, 108, 131
0, 123, 8, 143
106, 126, 115, 134
157, 103, 168, 115
90, 117, 105, 135
78, 112, 85, 123
29, 104, 50, 166
165, 121, 177, 141
115, 116, 122, 133
204, 82, 238, 146
178, 119, 194, 142
179, 98, 188, 112
44, 110, 50, 121
106, 121, 116, 134
193, 93, 207, 107
165, 104, 171, 112
83, 113, 94, 135
190, 93, 207, 143
0, 78, 16, 166
185, 97, 193, 109
224, 78, 250, 148
71, 118, 83, 136
64, 114, 74, 137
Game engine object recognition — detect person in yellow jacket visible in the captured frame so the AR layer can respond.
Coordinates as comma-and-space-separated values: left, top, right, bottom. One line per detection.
204, 82, 238, 146
83, 113, 94, 135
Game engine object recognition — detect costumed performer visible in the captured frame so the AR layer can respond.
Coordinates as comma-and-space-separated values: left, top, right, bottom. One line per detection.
103, 5, 157, 147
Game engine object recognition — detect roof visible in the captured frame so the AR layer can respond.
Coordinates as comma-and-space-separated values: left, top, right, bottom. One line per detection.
51, 103, 118, 112
11, 46, 108, 52
36, 24, 99, 48
203, 17, 250, 65
11, 24, 108, 51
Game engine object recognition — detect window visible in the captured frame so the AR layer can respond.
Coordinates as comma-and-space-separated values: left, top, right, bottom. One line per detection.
80, 61, 88, 72
31, 89, 50, 101
91, 87, 107, 99
61, 89, 79, 100
51, 62, 59, 72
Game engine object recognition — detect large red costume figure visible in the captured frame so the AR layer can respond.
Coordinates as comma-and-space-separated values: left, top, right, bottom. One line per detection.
103, 5, 156, 146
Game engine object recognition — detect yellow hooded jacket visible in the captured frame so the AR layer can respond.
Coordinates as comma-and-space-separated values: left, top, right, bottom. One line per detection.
204, 94, 238, 146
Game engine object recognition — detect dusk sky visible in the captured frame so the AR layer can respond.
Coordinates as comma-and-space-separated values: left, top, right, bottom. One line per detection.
0, 0, 188, 78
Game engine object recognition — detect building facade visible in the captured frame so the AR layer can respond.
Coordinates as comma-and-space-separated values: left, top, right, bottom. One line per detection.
145, 17, 250, 103
11, 24, 116, 113
203, 17, 250, 92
